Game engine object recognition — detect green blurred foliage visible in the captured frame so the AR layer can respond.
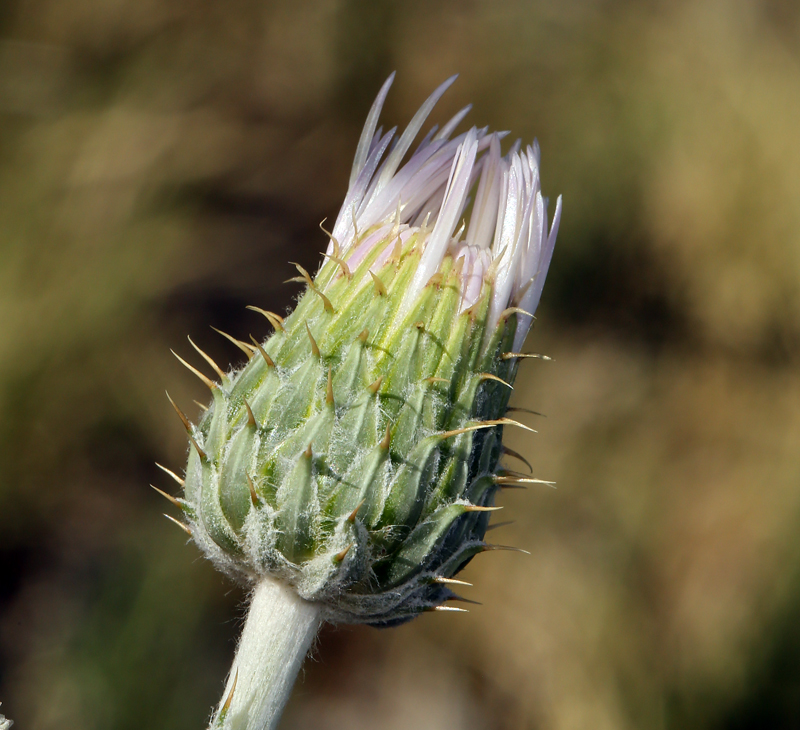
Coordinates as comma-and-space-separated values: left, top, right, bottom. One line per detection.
1, 0, 800, 728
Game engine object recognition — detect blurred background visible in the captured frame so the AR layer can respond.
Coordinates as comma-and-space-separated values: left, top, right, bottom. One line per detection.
1, 0, 799, 728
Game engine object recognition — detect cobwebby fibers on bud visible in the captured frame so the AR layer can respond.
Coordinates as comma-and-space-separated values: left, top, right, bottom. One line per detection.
161, 75, 561, 730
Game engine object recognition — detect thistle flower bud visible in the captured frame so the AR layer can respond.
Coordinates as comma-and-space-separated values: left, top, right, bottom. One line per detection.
166, 75, 561, 627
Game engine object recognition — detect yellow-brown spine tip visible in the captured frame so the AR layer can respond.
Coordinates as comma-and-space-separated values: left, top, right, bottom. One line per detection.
326, 366, 334, 406
305, 322, 320, 357
243, 399, 256, 427
164, 513, 192, 536
249, 334, 275, 368
246, 473, 259, 507
334, 544, 353, 563
170, 350, 217, 391
222, 669, 238, 713
369, 270, 387, 296
150, 484, 182, 509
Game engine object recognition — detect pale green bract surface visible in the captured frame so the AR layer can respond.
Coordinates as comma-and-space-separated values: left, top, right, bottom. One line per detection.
181, 237, 521, 625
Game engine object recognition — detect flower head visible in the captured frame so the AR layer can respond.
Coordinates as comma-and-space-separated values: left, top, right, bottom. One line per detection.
328, 73, 561, 351
163, 76, 561, 625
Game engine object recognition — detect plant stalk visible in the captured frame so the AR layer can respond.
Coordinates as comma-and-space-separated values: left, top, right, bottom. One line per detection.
210, 577, 322, 730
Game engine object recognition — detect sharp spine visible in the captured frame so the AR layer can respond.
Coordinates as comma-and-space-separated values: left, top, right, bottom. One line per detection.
347, 499, 366, 523
334, 544, 353, 563
247, 306, 285, 332
478, 372, 513, 389
305, 323, 320, 357
499, 306, 535, 321
151, 484, 182, 509
500, 445, 533, 472
501, 352, 552, 361
326, 366, 334, 406
369, 270, 387, 296
222, 669, 238, 713
505, 406, 546, 417
249, 334, 275, 367
164, 513, 192, 536
211, 327, 254, 359
494, 476, 556, 487
171, 350, 217, 391
432, 576, 473, 587
166, 391, 192, 432
246, 473, 259, 507
482, 544, 531, 555
243, 399, 256, 427
156, 462, 185, 486
187, 336, 226, 380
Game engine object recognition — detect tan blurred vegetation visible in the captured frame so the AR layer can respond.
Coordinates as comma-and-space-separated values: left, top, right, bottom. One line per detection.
1, 0, 800, 728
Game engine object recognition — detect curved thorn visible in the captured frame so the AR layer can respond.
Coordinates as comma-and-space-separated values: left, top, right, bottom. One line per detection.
496, 417, 538, 434
463, 505, 503, 513
369, 270, 387, 296
193, 400, 209, 412
243, 399, 256, 427
500, 445, 533, 472
249, 334, 275, 368
322, 251, 351, 279
482, 543, 531, 555
479, 372, 513, 389
425, 376, 449, 385
500, 306, 535, 321
155, 462, 185, 486
164, 513, 192, 536
305, 322, 320, 357
289, 262, 315, 288
439, 418, 536, 440
314, 288, 334, 313
187, 336, 226, 379
506, 406, 546, 417
211, 327, 254, 359
170, 350, 216, 391
246, 306, 285, 332
319, 220, 343, 260
151, 484, 182, 509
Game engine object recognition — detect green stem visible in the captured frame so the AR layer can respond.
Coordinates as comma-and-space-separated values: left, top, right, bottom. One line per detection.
211, 577, 322, 730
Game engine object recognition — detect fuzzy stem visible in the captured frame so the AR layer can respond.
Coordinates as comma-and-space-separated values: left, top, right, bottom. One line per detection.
211, 577, 322, 730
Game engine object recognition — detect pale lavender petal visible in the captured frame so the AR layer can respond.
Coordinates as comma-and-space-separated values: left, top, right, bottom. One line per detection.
373, 75, 458, 196
349, 73, 395, 188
